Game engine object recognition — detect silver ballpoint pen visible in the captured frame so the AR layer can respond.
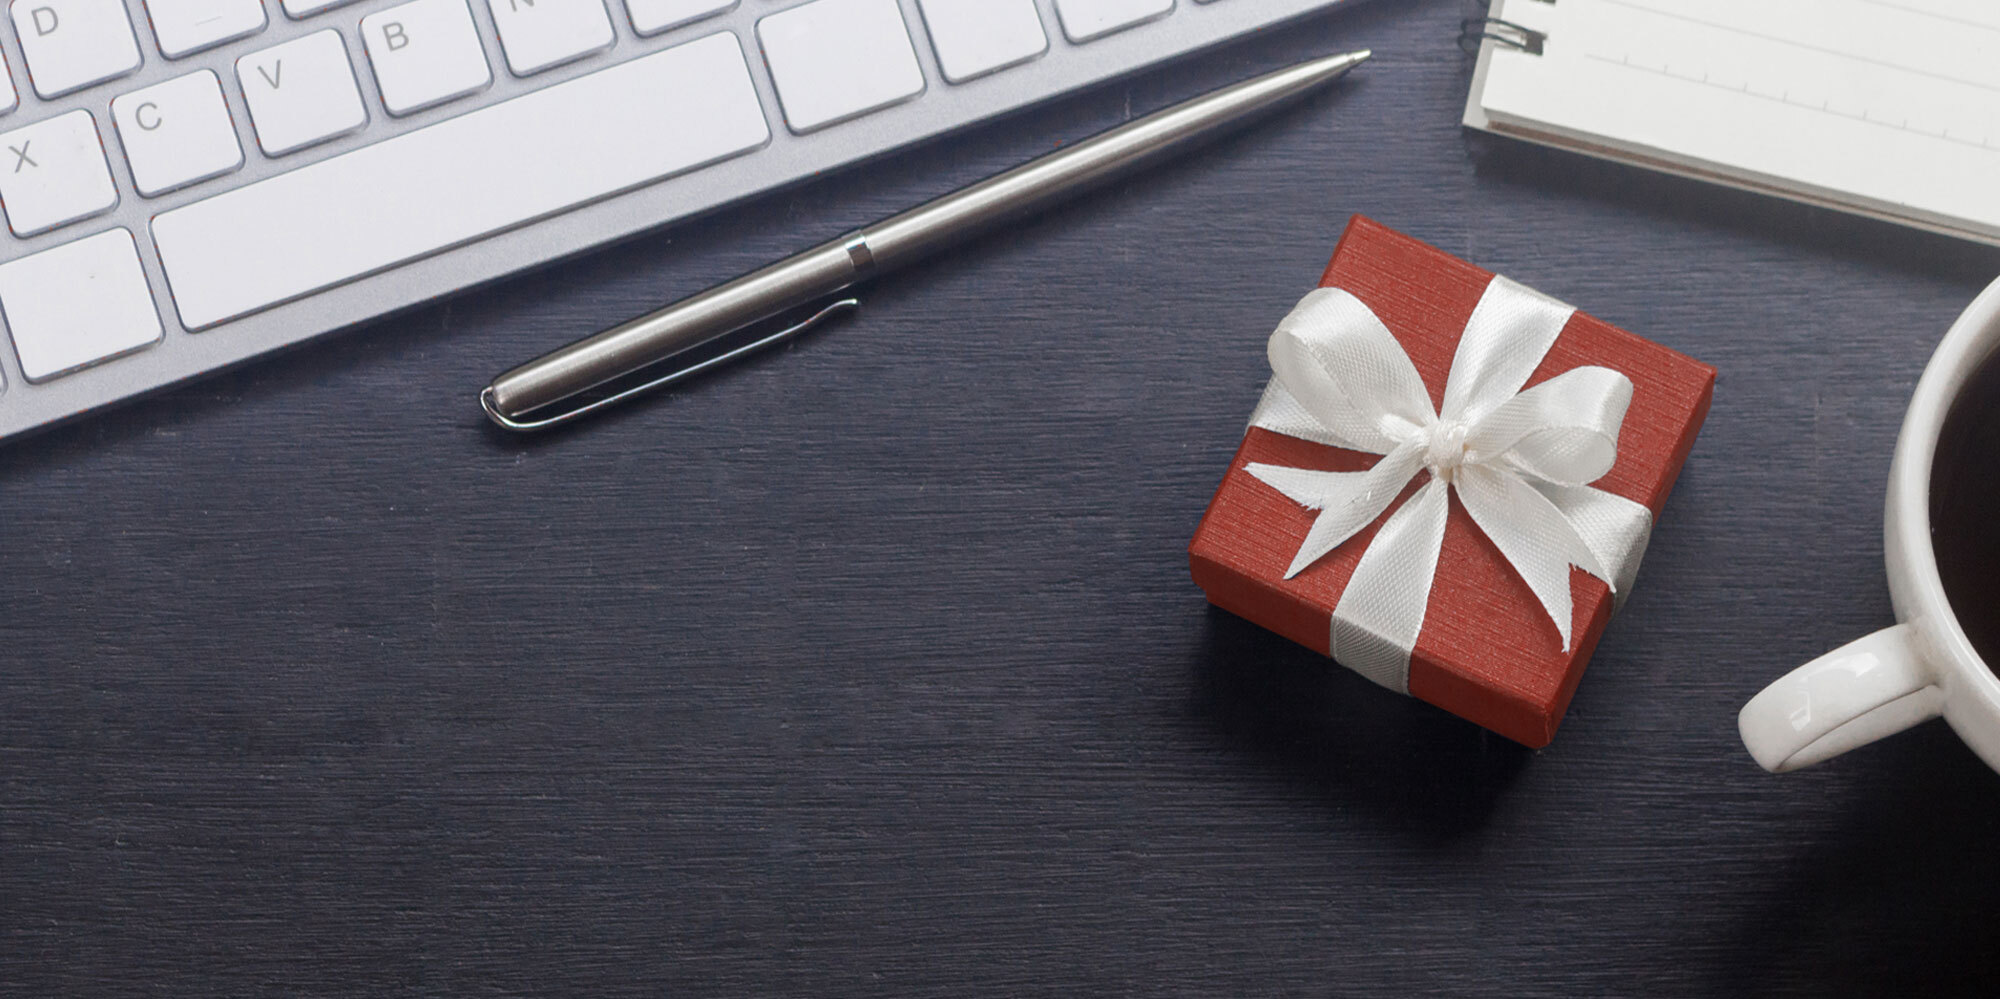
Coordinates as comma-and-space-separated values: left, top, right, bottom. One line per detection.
480, 48, 1373, 431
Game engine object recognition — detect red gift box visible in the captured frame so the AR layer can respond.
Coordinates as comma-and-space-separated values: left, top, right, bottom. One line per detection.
1188, 216, 1715, 748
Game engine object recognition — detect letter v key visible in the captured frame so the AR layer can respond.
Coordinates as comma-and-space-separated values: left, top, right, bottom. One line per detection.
235, 30, 367, 156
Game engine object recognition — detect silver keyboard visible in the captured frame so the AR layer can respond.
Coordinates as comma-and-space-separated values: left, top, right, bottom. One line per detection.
0, 0, 1355, 442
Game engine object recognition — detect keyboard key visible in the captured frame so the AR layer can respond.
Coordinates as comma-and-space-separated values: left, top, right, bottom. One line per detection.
917, 0, 1047, 84
0, 110, 117, 236
112, 69, 244, 196
485, 0, 613, 76
758, 0, 924, 134
0, 51, 17, 115
362, 0, 491, 116
237, 29, 369, 156
11, 0, 143, 98
0, 228, 161, 382
145, 0, 267, 58
623, 0, 731, 37
281, 0, 358, 16
153, 32, 770, 330
1053, 0, 1173, 43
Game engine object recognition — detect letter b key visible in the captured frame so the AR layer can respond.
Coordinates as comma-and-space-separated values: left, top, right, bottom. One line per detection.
361, 0, 493, 117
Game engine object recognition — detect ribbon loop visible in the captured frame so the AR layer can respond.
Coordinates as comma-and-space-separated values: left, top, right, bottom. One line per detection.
1245, 277, 1655, 689
1439, 276, 1578, 426
1467, 366, 1632, 485
1267, 288, 1435, 454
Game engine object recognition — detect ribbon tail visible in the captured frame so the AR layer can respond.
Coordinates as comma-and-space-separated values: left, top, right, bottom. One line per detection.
1456, 465, 1606, 652
1247, 442, 1425, 579
1327, 478, 1450, 694
1531, 481, 1655, 610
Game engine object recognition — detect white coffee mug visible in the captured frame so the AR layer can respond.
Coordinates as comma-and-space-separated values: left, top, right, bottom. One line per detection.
1740, 275, 2000, 773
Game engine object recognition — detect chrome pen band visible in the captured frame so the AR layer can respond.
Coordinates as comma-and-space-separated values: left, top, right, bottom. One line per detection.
843, 231, 877, 279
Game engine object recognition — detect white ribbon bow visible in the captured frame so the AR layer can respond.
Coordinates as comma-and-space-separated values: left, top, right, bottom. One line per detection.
1245, 276, 1654, 693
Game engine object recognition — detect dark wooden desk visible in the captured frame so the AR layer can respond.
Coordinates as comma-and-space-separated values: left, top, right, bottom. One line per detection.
8, 2, 2000, 994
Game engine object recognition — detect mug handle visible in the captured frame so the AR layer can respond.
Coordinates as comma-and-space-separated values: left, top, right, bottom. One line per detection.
1738, 623, 1947, 772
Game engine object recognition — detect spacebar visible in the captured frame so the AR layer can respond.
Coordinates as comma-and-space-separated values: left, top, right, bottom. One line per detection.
153, 32, 772, 331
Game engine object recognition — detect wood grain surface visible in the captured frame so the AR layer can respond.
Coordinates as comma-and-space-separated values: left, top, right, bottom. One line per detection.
7, 1, 2000, 995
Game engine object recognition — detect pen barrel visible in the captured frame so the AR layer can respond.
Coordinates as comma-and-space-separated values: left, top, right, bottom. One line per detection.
863, 50, 1365, 268
482, 49, 1367, 425
486, 235, 868, 417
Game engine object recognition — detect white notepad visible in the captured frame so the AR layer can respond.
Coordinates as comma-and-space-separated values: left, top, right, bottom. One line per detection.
1463, 0, 2000, 245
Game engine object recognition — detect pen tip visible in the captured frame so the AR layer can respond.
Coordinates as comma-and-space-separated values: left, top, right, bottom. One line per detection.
1306, 49, 1371, 82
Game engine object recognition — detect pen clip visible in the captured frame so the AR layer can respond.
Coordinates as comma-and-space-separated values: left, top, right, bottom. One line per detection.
480, 296, 861, 433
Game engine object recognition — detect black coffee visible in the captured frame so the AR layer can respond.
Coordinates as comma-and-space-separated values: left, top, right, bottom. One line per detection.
1932, 349, 2000, 668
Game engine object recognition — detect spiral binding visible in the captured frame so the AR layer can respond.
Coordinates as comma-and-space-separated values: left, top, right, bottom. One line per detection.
1458, 16, 1547, 56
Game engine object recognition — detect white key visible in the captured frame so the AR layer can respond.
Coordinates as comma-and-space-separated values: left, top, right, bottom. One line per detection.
362, 0, 491, 116
0, 110, 117, 236
758, 0, 924, 134
281, 0, 357, 16
0, 229, 161, 382
623, 0, 730, 37
145, 0, 267, 58
154, 33, 770, 330
11, 0, 143, 98
112, 70, 244, 196
1052, 0, 1173, 43
916, 0, 1046, 84
484, 0, 613, 76
0, 51, 17, 115
237, 29, 368, 155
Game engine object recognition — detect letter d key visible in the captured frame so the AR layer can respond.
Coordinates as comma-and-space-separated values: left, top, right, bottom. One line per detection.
11, 0, 143, 99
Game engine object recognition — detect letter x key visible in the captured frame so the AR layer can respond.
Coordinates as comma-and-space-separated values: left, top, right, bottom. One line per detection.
0, 110, 118, 236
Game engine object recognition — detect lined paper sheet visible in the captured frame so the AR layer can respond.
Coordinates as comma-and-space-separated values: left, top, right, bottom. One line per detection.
1467, 0, 2000, 243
